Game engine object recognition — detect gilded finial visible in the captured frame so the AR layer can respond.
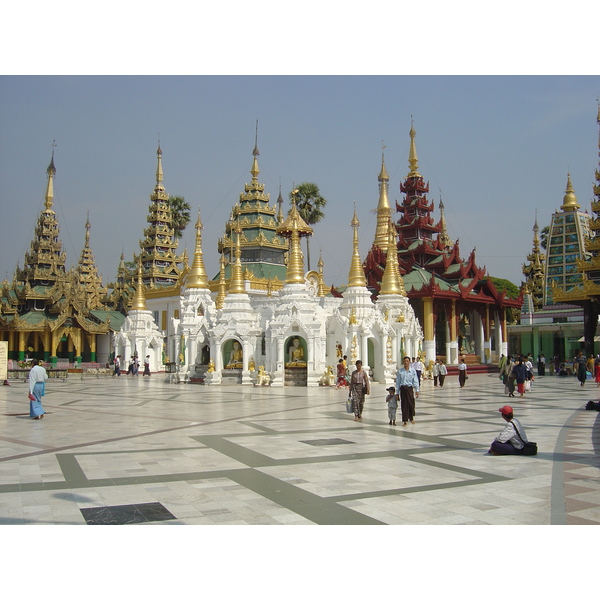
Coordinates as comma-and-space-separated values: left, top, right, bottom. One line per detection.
187, 208, 210, 289
407, 119, 421, 178
276, 195, 312, 285
560, 172, 580, 212
380, 218, 405, 295
348, 203, 367, 287
228, 219, 246, 294
130, 261, 148, 311
374, 148, 392, 251
317, 251, 327, 296
251, 121, 260, 181
215, 253, 227, 309
438, 193, 453, 248
44, 143, 57, 212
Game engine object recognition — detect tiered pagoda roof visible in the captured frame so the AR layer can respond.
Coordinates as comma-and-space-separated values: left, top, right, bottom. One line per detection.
363, 124, 521, 310
522, 214, 546, 310
216, 130, 288, 290
554, 104, 600, 303
0, 152, 111, 344
137, 145, 185, 289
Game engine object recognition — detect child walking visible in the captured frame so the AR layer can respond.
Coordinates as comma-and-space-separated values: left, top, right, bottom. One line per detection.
386, 386, 398, 426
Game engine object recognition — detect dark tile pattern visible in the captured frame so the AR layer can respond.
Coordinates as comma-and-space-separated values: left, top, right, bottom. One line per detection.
300, 438, 355, 446
80, 502, 176, 525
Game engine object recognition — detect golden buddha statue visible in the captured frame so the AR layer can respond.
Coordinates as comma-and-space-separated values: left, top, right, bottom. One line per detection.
285, 338, 306, 367
226, 341, 243, 369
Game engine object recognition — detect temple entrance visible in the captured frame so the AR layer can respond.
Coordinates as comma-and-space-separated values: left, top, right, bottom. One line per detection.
284, 335, 307, 386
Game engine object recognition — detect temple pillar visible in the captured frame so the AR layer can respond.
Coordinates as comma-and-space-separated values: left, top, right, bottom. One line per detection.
446, 300, 459, 365
271, 337, 284, 387
483, 305, 491, 364
361, 334, 369, 368
90, 334, 97, 363
18, 331, 26, 361
241, 339, 253, 385
8, 330, 16, 360
500, 308, 508, 357
422, 297, 435, 363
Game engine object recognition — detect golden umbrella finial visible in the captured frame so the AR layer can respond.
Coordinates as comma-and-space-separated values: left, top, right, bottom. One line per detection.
348, 203, 367, 288
187, 208, 210, 289
131, 261, 148, 311
228, 219, 246, 294
380, 218, 405, 295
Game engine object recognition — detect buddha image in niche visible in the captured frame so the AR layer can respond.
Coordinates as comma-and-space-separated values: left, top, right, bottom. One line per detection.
286, 337, 306, 367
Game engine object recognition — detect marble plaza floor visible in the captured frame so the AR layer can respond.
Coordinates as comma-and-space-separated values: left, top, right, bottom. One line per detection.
1, 370, 599, 526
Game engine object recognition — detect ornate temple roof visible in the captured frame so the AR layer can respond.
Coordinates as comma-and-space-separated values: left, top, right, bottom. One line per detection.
216, 129, 288, 288
362, 124, 522, 309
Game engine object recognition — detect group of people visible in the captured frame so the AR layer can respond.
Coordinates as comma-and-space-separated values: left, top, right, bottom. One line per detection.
346, 354, 531, 456
499, 354, 535, 398
24, 353, 533, 456
113, 354, 151, 377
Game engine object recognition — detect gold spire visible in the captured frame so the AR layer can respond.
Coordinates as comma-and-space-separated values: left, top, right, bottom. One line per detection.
215, 253, 227, 309
373, 149, 392, 251
380, 218, 405, 295
251, 120, 260, 181
438, 198, 453, 248
186, 209, 210, 289
347, 205, 367, 287
317, 252, 328, 297
131, 262, 148, 311
561, 173, 580, 212
44, 145, 56, 212
228, 220, 246, 293
156, 143, 164, 188
407, 121, 421, 178
276, 193, 313, 284
276, 182, 284, 224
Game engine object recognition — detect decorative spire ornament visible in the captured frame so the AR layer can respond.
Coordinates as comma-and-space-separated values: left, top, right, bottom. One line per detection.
228, 220, 246, 294
131, 261, 148, 311
215, 253, 227, 309
347, 204, 367, 288
186, 209, 210, 289
407, 120, 421, 178
276, 192, 313, 285
373, 147, 392, 252
380, 218, 405, 295
560, 173, 580, 212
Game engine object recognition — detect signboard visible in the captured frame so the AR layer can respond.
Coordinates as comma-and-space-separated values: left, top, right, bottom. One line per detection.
0, 341, 7, 380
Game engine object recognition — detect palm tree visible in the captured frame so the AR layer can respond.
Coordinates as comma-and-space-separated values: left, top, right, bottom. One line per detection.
540, 225, 550, 250
290, 182, 327, 270
167, 195, 191, 239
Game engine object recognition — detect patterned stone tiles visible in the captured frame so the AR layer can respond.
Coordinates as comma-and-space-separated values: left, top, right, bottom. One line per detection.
0, 372, 599, 527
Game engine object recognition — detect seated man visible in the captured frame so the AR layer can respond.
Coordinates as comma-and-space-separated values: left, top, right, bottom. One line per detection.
488, 405, 528, 455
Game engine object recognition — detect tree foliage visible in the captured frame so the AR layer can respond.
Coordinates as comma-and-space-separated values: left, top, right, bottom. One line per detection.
289, 182, 327, 271
167, 195, 191, 239
540, 225, 550, 250
489, 276, 521, 299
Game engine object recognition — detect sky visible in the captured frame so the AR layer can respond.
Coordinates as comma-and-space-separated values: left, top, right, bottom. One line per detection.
1, 75, 598, 290
2, 1, 597, 589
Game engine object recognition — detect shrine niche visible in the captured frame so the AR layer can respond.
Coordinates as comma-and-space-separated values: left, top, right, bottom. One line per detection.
224, 339, 243, 369
285, 337, 307, 367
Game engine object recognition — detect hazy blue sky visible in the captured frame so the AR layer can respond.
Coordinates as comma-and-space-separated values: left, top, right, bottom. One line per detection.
2, 4, 599, 291
1, 75, 598, 289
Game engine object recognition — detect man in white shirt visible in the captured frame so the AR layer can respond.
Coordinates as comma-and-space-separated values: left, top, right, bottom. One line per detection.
28, 359, 48, 419
395, 356, 420, 426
